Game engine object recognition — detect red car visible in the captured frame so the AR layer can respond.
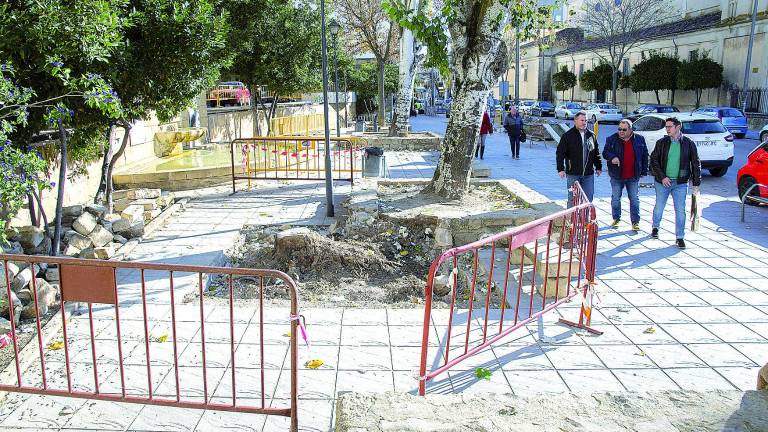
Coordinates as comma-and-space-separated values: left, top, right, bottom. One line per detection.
738, 140, 768, 202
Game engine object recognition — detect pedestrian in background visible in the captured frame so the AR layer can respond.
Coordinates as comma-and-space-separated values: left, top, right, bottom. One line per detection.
602, 119, 648, 231
556, 111, 602, 206
650, 117, 701, 249
475, 110, 493, 160
503, 106, 524, 159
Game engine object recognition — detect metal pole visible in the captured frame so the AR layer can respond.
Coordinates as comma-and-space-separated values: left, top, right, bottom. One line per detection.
514, 27, 520, 104
343, 73, 348, 128
332, 34, 341, 137
741, 0, 758, 112
320, 0, 334, 217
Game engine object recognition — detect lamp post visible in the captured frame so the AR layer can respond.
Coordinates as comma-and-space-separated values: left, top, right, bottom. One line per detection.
320, 1, 334, 217
329, 19, 341, 137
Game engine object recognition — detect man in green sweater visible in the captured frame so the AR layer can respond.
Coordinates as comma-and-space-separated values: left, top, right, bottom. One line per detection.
649, 117, 701, 249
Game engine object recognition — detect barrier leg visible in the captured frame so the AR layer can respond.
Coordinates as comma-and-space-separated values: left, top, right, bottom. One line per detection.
558, 222, 602, 335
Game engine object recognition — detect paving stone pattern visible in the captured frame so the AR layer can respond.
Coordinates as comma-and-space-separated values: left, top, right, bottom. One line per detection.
0, 117, 767, 431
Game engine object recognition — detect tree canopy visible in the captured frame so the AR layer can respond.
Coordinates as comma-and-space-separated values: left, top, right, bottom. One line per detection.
677, 56, 723, 108
628, 52, 680, 104
580, 63, 615, 94
552, 66, 577, 100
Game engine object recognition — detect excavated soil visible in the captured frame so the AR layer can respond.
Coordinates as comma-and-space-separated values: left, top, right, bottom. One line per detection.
378, 182, 528, 218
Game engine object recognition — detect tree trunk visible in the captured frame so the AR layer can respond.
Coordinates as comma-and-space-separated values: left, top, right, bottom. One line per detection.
377, 59, 386, 128
425, 0, 508, 199
27, 194, 38, 227
32, 187, 48, 231
390, 18, 425, 137
95, 124, 116, 204
695, 89, 702, 108
51, 120, 68, 256
654, 90, 660, 104
611, 67, 618, 104
248, 84, 262, 137
670, 89, 676, 105
105, 120, 132, 212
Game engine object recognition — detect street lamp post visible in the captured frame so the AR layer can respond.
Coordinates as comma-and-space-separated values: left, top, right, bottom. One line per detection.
329, 19, 341, 137
320, 1, 334, 217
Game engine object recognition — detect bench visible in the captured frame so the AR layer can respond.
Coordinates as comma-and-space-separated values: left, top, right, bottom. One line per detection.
741, 182, 768, 222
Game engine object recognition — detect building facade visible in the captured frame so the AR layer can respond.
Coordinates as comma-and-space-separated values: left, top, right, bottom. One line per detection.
503, 0, 768, 113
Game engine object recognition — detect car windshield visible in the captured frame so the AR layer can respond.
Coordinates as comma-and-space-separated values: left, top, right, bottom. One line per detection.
682, 119, 727, 134
658, 106, 678, 113
540, 102, 554, 108
721, 108, 744, 117
566, 103, 581, 109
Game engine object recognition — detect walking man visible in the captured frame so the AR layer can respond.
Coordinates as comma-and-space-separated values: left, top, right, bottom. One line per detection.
503, 106, 524, 159
650, 117, 701, 249
556, 111, 602, 206
602, 119, 648, 231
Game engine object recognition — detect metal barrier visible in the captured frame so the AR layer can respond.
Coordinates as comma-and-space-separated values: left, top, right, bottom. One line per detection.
0, 254, 300, 431
418, 182, 600, 395
270, 113, 325, 136
230, 136, 364, 193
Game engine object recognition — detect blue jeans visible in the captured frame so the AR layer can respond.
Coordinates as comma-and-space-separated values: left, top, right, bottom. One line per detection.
566, 174, 594, 207
610, 178, 640, 224
652, 181, 688, 239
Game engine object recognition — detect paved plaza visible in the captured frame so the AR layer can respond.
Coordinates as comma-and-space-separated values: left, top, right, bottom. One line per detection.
0, 116, 767, 431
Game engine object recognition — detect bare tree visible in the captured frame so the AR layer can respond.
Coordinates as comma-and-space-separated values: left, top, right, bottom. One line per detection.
572, 0, 674, 104
335, 0, 399, 128
389, 0, 426, 137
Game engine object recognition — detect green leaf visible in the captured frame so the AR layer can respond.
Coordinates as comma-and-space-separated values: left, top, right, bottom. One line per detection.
475, 367, 492, 380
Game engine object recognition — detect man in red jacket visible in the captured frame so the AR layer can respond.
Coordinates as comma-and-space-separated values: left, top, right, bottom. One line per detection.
475, 110, 493, 160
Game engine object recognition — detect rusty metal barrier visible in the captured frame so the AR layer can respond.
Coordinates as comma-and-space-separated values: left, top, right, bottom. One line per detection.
230, 136, 365, 193
0, 254, 300, 431
418, 182, 600, 395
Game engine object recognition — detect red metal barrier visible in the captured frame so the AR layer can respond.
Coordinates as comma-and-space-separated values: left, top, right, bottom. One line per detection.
230, 136, 364, 193
418, 182, 600, 395
0, 254, 300, 431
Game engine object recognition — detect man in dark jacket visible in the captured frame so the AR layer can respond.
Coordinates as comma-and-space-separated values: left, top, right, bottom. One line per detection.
556, 111, 602, 206
602, 119, 649, 231
650, 117, 701, 249
503, 106, 524, 159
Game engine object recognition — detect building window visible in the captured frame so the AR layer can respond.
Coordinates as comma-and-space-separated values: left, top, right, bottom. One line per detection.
523, 67, 528, 82
689, 49, 699, 61
578, 63, 584, 78
622, 58, 629, 75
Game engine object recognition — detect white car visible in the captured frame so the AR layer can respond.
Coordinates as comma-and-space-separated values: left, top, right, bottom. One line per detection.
517, 100, 535, 115
583, 103, 623, 123
555, 102, 584, 119
761, 124, 768, 143
632, 113, 734, 177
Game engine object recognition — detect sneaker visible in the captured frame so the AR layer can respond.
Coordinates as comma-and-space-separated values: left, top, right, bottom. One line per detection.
632, 223, 640, 231
651, 227, 659, 238
515, 156, 520, 160
676, 238, 686, 249
611, 219, 620, 228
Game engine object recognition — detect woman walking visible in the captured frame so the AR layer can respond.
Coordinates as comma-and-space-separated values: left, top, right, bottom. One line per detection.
476, 110, 493, 159
503, 106, 524, 159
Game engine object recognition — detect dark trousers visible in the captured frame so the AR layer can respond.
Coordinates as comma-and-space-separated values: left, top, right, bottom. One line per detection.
508, 134, 521, 157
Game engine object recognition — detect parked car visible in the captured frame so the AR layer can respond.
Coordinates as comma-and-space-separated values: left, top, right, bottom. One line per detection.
517, 100, 535, 115
633, 113, 734, 177
583, 103, 623, 123
692, 106, 748, 138
530, 101, 555, 117
737, 139, 768, 202
626, 104, 679, 122
760, 123, 767, 143
554, 102, 584, 119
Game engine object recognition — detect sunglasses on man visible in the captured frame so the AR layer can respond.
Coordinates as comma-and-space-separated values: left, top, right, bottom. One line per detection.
618, 128, 629, 131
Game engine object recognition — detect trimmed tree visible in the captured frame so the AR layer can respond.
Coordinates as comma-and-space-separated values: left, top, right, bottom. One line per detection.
628, 52, 680, 104
224, 0, 321, 136
552, 66, 577, 101
677, 57, 723, 108
580, 63, 614, 98
385, 0, 555, 198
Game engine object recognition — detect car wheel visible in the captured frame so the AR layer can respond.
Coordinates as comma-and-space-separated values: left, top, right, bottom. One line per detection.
735, 133, 746, 139
739, 176, 760, 204
761, 131, 768, 143
708, 167, 728, 177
